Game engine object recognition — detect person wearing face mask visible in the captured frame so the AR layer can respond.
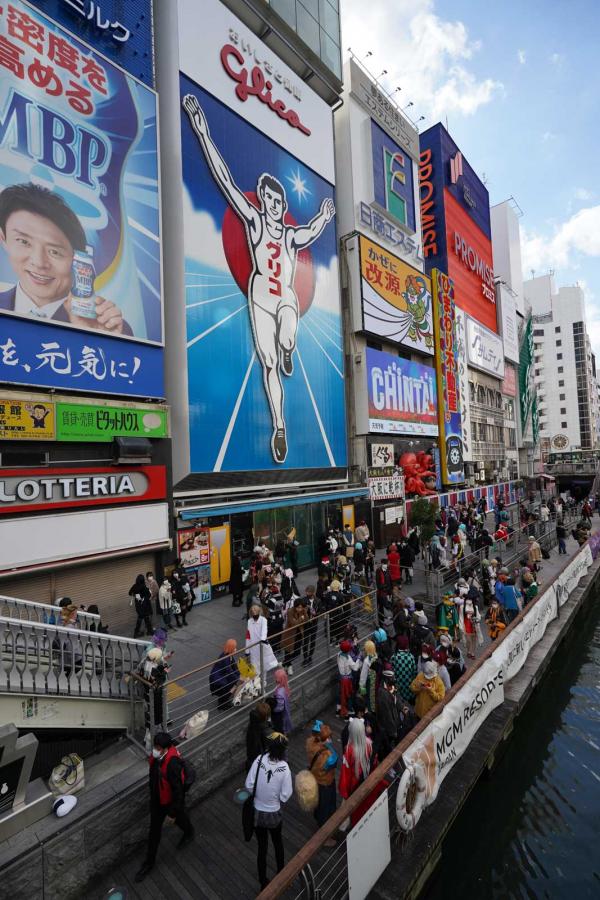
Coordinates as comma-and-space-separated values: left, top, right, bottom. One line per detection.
158, 578, 174, 629
375, 558, 392, 606
135, 732, 194, 882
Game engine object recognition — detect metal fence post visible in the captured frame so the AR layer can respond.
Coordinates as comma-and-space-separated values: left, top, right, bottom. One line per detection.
325, 614, 331, 658
260, 641, 267, 697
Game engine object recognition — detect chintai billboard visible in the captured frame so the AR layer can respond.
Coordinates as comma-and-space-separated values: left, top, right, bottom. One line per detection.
178, 0, 346, 474
0, 0, 163, 398
366, 347, 438, 436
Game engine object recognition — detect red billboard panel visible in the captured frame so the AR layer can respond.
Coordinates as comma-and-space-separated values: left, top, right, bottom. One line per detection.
444, 190, 497, 333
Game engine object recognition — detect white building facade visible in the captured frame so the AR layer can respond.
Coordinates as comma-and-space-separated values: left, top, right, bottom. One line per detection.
524, 275, 598, 452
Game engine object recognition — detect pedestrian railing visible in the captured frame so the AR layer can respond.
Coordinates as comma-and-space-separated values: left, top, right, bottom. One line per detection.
0, 615, 147, 699
164, 589, 379, 750
0, 594, 101, 630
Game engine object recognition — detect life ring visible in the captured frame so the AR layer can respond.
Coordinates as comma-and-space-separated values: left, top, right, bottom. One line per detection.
395, 764, 427, 832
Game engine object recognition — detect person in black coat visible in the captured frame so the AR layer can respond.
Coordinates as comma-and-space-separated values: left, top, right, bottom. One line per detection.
130, 574, 153, 637
209, 639, 240, 710
245, 701, 272, 772
230, 555, 244, 607
399, 540, 415, 584
376, 671, 400, 758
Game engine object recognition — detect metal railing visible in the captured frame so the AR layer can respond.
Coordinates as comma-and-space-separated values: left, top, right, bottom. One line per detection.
0, 616, 147, 699
424, 509, 580, 597
165, 589, 379, 749
257, 539, 595, 900
0, 595, 100, 630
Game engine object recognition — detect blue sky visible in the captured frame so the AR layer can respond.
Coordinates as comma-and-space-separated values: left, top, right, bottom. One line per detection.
342, 0, 600, 351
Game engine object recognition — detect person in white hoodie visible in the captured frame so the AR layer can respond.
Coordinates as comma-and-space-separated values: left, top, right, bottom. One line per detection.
245, 732, 293, 890
158, 578, 173, 629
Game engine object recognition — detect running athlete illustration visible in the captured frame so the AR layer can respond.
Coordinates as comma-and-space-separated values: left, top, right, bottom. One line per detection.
183, 94, 335, 464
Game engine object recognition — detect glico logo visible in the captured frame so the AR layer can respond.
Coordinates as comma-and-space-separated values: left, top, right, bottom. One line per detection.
220, 44, 311, 136
419, 148, 437, 258
0, 90, 109, 190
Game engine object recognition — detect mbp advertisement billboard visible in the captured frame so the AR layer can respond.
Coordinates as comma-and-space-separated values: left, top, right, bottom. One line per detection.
432, 269, 464, 485
179, 0, 346, 472
366, 347, 438, 436
359, 235, 434, 355
26, 0, 154, 86
419, 124, 497, 334
0, 0, 163, 398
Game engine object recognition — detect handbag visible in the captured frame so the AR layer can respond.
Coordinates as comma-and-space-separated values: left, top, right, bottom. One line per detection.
49, 753, 85, 795
242, 753, 263, 841
179, 710, 209, 740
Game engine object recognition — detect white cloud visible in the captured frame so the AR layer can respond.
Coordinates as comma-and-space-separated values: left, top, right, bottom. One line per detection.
518, 49, 526, 64
182, 186, 228, 272
541, 131, 557, 143
574, 188, 593, 201
342, 0, 502, 120
550, 52, 564, 66
521, 205, 600, 272
312, 257, 341, 316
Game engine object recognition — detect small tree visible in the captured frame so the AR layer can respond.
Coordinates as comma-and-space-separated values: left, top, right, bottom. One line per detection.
409, 498, 437, 544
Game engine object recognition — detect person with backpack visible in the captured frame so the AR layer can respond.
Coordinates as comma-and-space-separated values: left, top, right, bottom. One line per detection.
135, 731, 195, 882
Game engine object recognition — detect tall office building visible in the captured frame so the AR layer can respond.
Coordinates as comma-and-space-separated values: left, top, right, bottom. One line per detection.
524, 275, 599, 452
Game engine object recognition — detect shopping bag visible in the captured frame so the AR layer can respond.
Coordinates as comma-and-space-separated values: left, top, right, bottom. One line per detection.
49, 753, 85, 795
179, 710, 209, 740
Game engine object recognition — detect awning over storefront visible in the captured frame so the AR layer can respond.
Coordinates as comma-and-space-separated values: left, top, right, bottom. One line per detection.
540, 473, 556, 481
179, 487, 370, 521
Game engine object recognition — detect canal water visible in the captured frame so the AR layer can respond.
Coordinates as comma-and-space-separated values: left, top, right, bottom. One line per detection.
424, 593, 600, 899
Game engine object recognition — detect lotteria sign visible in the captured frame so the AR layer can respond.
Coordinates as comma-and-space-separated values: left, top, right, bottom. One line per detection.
366, 347, 438, 436
0, 465, 166, 514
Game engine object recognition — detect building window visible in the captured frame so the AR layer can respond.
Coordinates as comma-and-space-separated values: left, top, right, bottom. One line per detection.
558, 366, 564, 373
561, 421, 567, 428
560, 407, 566, 414
557, 353, 563, 360
558, 380, 564, 387
559, 393, 565, 400
555, 326, 561, 333
477, 385, 486, 404
534, 329, 544, 336
556, 339, 562, 347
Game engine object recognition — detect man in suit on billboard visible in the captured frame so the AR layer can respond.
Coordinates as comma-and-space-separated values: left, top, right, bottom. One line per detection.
183, 93, 335, 464
0, 183, 131, 335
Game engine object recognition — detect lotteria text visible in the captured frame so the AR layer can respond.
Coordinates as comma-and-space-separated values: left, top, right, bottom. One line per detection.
0, 473, 136, 504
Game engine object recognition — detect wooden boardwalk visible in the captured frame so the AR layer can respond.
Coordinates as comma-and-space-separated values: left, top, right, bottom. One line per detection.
90, 705, 345, 900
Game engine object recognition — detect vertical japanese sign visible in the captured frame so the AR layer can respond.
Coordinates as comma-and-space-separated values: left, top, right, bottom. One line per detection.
432, 269, 464, 485
454, 308, 472, 462
519, 316, 534, 432
0, 0, 163, 398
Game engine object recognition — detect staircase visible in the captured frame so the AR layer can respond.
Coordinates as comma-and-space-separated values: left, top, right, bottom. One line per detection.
0, 601, 149, 732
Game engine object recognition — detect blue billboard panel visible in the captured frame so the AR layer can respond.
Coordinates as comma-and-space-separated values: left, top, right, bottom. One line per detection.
180, 79, 347, 473
371, 119, 416, 233
0, 315, 163, 397
0, 0, 162, 397
367, 347, 438, 436
26, 0, 154, 86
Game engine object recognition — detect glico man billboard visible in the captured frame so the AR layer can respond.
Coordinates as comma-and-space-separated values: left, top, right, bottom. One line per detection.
0, 0, 163, 398
419, 124, 497, 333
179, 0, 346, 473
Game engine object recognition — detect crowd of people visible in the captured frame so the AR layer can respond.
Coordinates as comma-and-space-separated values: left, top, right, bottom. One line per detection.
131, 490, 600, 889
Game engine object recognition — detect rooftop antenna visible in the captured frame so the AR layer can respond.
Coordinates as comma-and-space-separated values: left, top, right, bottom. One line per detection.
482, 172, 489, 186
417, 115, 425, 122
530, 269, 536, 279
378, 69, 388, 79
403, 101, 414, 110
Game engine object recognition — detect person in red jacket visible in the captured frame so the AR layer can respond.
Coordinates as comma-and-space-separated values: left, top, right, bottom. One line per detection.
135, 732, 195, 882
387, 544, 402, 588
